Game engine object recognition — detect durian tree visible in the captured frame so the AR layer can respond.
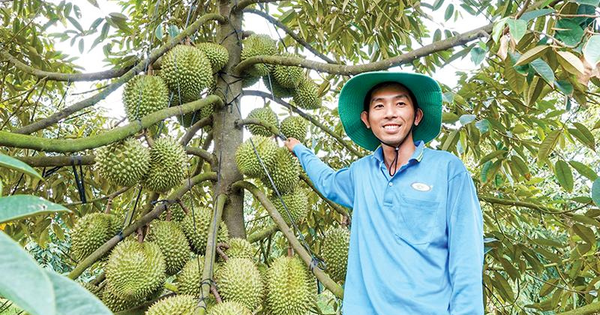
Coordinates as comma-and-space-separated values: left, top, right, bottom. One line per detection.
1, 0, 600, 314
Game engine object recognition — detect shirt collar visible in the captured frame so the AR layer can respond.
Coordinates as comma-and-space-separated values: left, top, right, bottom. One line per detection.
372, 140, 425, 164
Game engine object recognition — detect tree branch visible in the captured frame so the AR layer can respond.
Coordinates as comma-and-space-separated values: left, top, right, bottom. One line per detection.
180, 116, 213, 146
243, 90, 364, 157
247, 223, 279, 243
243, 9, 336, 64
67, 171, 218, 280
233, 0, 279, 12
17, 155, 95, 167
300, 173, 349, 217
232, 180, 344, 298
185, 146, 217, 167
234, 23, 493, 75
235, 117, 283, 138
0, 95, 224, 152
15, 13, 226, 135
480, 195, 564, 214
1, 51, 137, 82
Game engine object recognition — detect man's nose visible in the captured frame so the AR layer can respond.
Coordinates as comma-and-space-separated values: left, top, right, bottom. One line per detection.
384, 104, 397, 118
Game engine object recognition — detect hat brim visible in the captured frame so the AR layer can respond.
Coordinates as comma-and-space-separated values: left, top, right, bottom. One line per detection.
338, 72, 442, 151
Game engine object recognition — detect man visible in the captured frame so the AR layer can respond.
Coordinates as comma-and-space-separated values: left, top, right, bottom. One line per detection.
284, 72, 484, 314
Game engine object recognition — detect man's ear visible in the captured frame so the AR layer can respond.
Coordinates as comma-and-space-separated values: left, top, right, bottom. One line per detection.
414, 108, 424, 126
360, 111, 370, 129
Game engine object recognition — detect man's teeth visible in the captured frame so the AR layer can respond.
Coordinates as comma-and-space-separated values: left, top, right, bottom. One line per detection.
384, 125, 399, 130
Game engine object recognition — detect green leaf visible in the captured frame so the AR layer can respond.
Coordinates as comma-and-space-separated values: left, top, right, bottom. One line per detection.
67, 16, 83, 32
576, 0, 599, 5
0, 195, 71, 224
459, 114, 476, 125
168, 25, 180, 38
555, 80, 573, 95
573, 122, 595, 150
46, 270, 112, 315
470, 47, 486, 65
571, 214, 600, 228
555, 19, 584, 46
442, 112, 459, 123
433, 0, 444, 10
568, 161, 598, 181
155, 24, 163, 40
537, 129, 561, 162
78, 38, 84, 54
556, 51, 585, 75
507, 19, 527, 43
87, 0, 100, 8
554, 160, 574, 192
583, 35, 600, 66
0, 153, 42, 179
539, 278, 559, 297
492, 17, 508, 42
592, 178, 600, 207
519, 9, 555, 22
515, 45, 549, 66
479, 150, 506, 165
100, 22, 109, 40
0, 231, 56, 315
108, 12, 128, 22
531, 237, 563, 247
573, 224, 596, 244
475, 119, 491, 133
530, 58, 555, 86
444, 4, 454, 21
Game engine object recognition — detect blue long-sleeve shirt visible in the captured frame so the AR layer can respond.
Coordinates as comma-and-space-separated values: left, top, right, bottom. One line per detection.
293, 141, 484, 315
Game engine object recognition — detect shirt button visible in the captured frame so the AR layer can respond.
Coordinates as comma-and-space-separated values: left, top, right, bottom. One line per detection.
388, 182, 393, 187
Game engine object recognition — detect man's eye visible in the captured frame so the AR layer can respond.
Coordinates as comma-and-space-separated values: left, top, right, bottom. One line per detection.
373, 104, 383, 108
396, 102, 406, 106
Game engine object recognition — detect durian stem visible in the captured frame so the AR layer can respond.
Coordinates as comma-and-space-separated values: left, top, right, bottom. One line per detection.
234, 23, 493, 75
180, 116, 213, 146
247, 224, 279, 243
300, 173, 349, 217
177, 199, 190, 215
0, 95, 224, 152
235, 118, 283, 138
196, 194, 228, 314
66, 185, 130, 207
104, 187, 132, 214
233, 0, 280, 12
216, 243, 229, 261
243, 90, 364, 157
185, 146, 217, 167
232, 180, 344, 299
210, 285, 223, 303
164, 282, 178, 293
15, 13, 227, 135
67, 172, 218, 280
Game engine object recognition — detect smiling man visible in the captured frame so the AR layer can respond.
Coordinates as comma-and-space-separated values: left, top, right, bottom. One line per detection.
284, 72, 484, 314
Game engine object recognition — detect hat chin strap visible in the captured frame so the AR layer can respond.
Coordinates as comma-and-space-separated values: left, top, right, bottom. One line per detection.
376, 120, 417, 177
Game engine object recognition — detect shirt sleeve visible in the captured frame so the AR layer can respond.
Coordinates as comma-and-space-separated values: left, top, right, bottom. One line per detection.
446, 171, 484, 315
293, 144, 354, 208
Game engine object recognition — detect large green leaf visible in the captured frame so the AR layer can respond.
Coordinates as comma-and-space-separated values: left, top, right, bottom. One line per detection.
515, 45, 549, 66
46, 270, 112, 315
0, 195, 71, 223
554, 160, 574, 192
530, 58, 555, 86
519, 9, 554, 22
507, 19, 527, 43
571, 122, 596, 150
568, 161, 598, 181
592, 178, 600, 207
537, 130, 562, 162
0, 231, 55, 315
556, 51, 585, 75
555, 19, 584, 46
583, 35, 600, 66
0, 153, 42, 179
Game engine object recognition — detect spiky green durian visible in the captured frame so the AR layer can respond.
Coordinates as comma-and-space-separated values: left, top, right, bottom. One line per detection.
147, 220, 191, 275
95, 139, 150, 187
322, 228, 350, 282
101, 284, 137, 312
71, 213, 122, 262
272, 53, 303, 88
105, 240, 166, 302
269, 188, 308, 225
246, 107, 279, 136
292, 77, 321, 110
160, 45, 213, 101
159, 202, 187, 222
263, 75, 294, 99
280, 116, 308, 142
225, 238, 254, 260
235, 136, 278, 178
242, 75, 260, 88
215, 258, 263, 310
265, 256, 315, 315
145, 294, 196, 315
261, 147, 300, 194
143, 137, 187, 192
177, 256, 205, 297
123, 75, 169, 121
80, 281, 103, 298
181, 207, 230, 254
208, 301, 252, 315
241, 34, 276, 77
197, 43, 229, 72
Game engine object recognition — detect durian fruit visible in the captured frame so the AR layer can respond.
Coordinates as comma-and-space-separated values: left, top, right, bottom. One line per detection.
123, 75, 169, 121
71, 213, 121, 262
272, 53, 303, 88
246, 107, 279, 136
143, 137, 187, 192
159, 202, 187, 222
177, 101, 214, 128
95, 139, 151, 187
208, 301, 252, 315
80, 281, 103, 298
101, 284, 137, 312
321, 228, 350, 282
235, 136, 278, 178
160, 45, 213, 101
215, 258, 264, 310
241, 34, 276, 77
177, 256, 204, 297
197, 42, 229, 72
145, 294, 196, 315
146, 220, 191, 275
181, 207, 230, 254
263, 75, 294, 99
269, 188, 309, 225
225, 238, 254, 260
261, 147, 300, 194
105, 240, 166, 302
265, 256, 315, 315
242, 75, 260, 88
292, 77, 321, 110
280, 116, 308, 142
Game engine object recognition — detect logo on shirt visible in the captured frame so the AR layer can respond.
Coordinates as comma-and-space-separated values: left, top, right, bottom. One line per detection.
411, 182, 432, 192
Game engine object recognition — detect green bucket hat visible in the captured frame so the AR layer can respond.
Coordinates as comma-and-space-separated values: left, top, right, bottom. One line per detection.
338, 71, 443, 151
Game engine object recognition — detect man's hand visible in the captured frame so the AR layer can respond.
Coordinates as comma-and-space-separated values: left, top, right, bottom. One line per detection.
284, 137, 301, 155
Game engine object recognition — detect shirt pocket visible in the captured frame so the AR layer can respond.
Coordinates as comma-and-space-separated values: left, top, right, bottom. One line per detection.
394, 194, 441, 245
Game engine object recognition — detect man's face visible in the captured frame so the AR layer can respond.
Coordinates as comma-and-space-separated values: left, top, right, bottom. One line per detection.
360, 84, 423, 147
